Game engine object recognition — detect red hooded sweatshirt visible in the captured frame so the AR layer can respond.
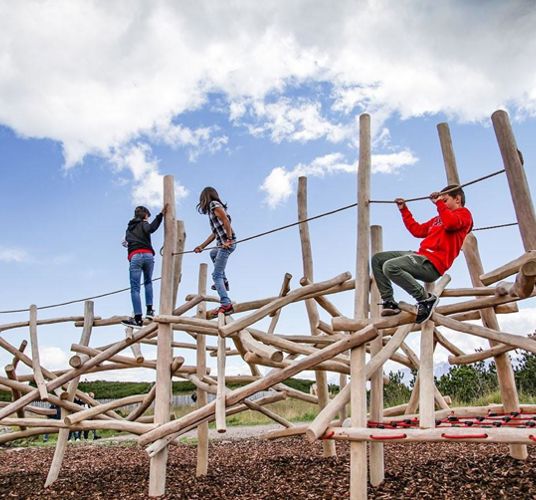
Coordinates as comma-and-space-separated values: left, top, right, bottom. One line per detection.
400, 200, 473, 275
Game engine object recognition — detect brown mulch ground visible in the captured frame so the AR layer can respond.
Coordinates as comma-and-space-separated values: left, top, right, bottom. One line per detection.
0, 439, 534, 499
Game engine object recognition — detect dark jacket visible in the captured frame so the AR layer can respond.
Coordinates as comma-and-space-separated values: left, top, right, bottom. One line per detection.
125, 214, 163, 256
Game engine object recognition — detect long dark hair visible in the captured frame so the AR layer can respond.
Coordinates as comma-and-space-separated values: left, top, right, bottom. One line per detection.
197, 187, 227, 214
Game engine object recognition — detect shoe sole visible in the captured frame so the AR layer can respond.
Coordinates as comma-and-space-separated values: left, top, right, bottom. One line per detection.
122, 322, 143, 329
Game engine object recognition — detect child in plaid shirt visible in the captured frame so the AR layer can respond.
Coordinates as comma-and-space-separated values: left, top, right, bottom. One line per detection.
194, 187, 236, 318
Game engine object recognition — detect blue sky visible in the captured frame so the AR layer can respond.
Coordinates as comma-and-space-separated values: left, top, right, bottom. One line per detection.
0, 0, 535, 382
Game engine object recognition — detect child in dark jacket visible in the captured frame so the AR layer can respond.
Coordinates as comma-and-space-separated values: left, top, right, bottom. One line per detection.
371, 185, 473, 324
122, 205, 167, 328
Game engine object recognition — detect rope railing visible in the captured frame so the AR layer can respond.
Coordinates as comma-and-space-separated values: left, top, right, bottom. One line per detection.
0, 167, 523, 314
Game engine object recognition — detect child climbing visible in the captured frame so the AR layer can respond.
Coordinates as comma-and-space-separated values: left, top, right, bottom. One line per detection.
194, 187, 236, 318
371, 185, 473, 324
122, 204, 167, 328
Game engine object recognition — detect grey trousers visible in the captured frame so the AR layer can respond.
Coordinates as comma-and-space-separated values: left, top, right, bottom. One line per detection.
371, 251, 440, 302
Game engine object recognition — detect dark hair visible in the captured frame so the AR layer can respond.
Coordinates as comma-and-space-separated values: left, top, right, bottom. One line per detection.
134, 206, 151, 219
441, 184, 465, 206
197, 187, 227, 214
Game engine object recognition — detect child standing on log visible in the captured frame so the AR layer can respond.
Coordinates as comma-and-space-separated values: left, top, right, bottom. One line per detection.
122, 205, 167, 328
372, 185, 473, 323
194, 187, 236, 318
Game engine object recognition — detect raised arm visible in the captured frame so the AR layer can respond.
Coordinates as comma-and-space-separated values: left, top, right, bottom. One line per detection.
434, 200, 472, 231
396, 198, 433, 238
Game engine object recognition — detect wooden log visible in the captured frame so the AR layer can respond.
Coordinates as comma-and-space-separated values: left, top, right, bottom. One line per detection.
195, 263, 209, 477
238, 329, 284, 363
442, 121, 527, 461
215, 313, 227, 433
433, 328, 465, 357
369, 224, 384, 486
0, 316, 87, 332
333, 288, 535, 332
127, 383, 157, 421
65, 394, 147, 425
480, 251, 536, 286
449, 344, 515, 365
273, 384, 319, 404
5, 339, 29, 427
433, 312, 536, 354
71, 345, 154, 368
172, 219, 186, 308
125, 326, 144, 363
351, 112, 370, 499
0, 401, 55, 417
267, 273, 292, 334
513, 261, 536, 298
492, 110, 536, 250
45, 300, 95, 487
150, 174, 177, 497
306, 323, 413, 442
420, 285, 436, 429
441, 287, 495, 296
243, 352, 350, 375
326, 426, 536, 445
28, 305, 48, 401
139, 325, 378, 452
219, 272, 352, 337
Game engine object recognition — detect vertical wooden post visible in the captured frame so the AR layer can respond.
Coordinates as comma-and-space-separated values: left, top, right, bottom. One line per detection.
172, 220, 186, 308
196, 263, 209, 476
216, 313, 227, 433
491, 110, 536, 250
351, 113, 371, 499
149, 175, 176, 497
418, 283, 435, 429
297, 176, 336, 458
45, 300, 94, 487
29, 305, 48, 401
5, 340, 28, 429
369, 225, 384, 486
437, 121, 527, 460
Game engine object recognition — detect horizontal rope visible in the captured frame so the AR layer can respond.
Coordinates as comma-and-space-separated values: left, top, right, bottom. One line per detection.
0, 167, 516, 314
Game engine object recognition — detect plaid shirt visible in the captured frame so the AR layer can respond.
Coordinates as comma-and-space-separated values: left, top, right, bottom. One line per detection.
209, 201, 236, 246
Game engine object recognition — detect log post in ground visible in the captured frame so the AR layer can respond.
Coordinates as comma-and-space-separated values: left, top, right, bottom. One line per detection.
438, 120, 527, 460
351, 112, 371, 499
195, 263, 209, 476
369, 225, 384, 486
491, 110, 536, 250
45, 300, 94, 487
149, 175, 177, 497
297, 175, 336, 457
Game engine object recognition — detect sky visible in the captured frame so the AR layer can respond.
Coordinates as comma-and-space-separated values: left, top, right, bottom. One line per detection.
0, 0, 535, 385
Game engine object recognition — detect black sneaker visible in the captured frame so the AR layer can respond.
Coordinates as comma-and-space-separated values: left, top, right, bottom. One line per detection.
380, 300, 400, 317
415, 294, 438, 324
122, 317, 143, 328
211, 280, 230, 291
146, 308, 156, 320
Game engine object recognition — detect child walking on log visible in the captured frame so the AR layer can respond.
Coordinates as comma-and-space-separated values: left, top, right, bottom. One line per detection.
122, 205, 167, 328
194, 187, 236, 318
372, 185, 473, 324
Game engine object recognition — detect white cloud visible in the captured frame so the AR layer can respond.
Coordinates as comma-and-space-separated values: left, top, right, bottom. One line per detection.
0, 246, 30, 263
261, 150, 417, 207
40, 346, 70, 371
111, 144, 188, 208
1, 0, 536, 193
234, 98, 353, 144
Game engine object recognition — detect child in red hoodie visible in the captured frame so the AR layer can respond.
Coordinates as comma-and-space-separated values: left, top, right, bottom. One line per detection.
371, 185, 473, 323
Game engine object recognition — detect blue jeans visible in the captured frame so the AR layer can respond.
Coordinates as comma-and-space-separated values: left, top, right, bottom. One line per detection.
129, 253, 155, 315
210, 244, 236, 306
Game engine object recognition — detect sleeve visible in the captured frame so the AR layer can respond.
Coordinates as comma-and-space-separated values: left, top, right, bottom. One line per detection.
400, 206, 434, 238
209, 201, 222, 212
436, 201, 473, 232
145, 213, 164, 234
